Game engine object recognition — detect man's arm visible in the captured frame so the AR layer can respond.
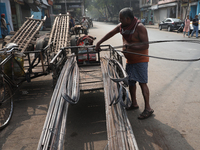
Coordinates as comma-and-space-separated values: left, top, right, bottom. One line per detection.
127, 24, 149, 51
95, 25, 120, 51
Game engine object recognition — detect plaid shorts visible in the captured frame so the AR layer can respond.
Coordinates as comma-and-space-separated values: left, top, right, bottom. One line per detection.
126, 62, 148, 86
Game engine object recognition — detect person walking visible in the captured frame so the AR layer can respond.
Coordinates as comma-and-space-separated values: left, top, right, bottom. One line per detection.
95, 8, 154, 120
1, 13, 8, 39
69, 15, 75, 28
81, 17, 89, 35
183, 15, 191, 38
190, 15, 199, 38
1, 13, 9, 47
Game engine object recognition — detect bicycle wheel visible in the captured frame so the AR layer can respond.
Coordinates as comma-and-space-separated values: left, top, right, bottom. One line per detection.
0, 80, 13, 130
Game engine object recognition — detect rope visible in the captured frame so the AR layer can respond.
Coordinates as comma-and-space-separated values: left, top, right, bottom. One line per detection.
99, 40, 200, 62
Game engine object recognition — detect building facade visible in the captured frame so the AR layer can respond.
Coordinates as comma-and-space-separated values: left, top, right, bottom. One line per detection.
0, 0, 53, 38
140, 0, 200, 25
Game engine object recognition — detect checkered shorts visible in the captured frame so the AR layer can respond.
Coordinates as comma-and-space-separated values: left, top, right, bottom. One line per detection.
126, 62, 148, 86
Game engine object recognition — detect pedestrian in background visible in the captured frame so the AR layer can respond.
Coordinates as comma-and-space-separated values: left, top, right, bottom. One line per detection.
183, 15, 191, 38
1, 13, 8, 39
81, 17, 89, 35
69, 15, 75, 28
190, 15, 199, 38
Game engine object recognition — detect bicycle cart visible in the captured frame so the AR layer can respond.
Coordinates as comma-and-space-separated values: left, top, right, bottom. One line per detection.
0, 14, 70, 130
37, 41, 139, 150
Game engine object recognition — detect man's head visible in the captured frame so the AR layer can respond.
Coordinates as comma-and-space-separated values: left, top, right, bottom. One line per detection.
1, 13, 5, 18
119, 8, 134, 27
195, 15, 198, 19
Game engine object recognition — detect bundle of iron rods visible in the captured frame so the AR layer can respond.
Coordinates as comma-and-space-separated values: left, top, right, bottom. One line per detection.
101, 57, 138, 150
37, 55, 80, 150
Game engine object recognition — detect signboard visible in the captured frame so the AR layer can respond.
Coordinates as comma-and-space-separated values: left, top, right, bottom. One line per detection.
54, 5, 61, 9
69, 4, 81, 8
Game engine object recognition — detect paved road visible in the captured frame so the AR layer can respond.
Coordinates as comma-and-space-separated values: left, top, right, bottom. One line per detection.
1, 21, 200, 150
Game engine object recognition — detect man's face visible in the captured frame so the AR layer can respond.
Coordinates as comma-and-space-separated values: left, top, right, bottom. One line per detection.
119, 13, 130, 27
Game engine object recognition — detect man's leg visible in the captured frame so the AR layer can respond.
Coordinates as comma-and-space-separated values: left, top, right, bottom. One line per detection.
129, 84, 138, 107
195, 26, 198, 38
139, 83, 152, 111
191, 26, 195, 37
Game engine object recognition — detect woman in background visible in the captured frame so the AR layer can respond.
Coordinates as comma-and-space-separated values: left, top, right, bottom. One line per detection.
183, 15, 190, 38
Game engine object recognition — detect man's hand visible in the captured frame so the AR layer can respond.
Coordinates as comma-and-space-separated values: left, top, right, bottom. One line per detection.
95, 42, 101, 52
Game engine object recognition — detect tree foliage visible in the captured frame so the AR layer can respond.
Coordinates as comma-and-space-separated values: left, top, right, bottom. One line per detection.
85, 0, 131, 19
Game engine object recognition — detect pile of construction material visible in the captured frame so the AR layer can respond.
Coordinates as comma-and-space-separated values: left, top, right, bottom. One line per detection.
101, 57, 139, 150
37, 56, 80, 150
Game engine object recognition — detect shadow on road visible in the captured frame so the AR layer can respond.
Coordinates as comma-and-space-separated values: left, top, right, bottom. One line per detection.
0, 77, 53, 150
127, 110, 194, 150
65, 90, 107, 150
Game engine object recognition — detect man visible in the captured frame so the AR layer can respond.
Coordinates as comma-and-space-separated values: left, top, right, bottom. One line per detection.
81, 17, 89, 35
1, 13, 9, 47
1, 13, 8, 39
190, 15, 199, 38
69, 15, 75, 28
96, 8, 154, 119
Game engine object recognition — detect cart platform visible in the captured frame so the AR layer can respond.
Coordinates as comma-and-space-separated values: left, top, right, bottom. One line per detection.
79, 65, 103, 91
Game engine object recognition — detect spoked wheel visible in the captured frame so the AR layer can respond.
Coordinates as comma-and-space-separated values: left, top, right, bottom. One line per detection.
0, 80, 13, 130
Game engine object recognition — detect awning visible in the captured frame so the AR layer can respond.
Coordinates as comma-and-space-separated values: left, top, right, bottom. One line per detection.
190, 2, 198, 6
69, 4, 81, 8
158, 2, 177, 9
151, 5, 158, 10
41, 0, 50, 6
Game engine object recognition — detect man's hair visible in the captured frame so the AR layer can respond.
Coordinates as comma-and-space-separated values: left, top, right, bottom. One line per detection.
119, 8, 134, 19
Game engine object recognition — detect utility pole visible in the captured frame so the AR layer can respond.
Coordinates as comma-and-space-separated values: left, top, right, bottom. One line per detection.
185, 0, 190, 20
65, 0, 67, 14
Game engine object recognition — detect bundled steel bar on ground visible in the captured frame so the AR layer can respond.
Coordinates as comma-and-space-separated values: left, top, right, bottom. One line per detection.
101, 56, 139, 150
7, 15, 46, 52
37, 56, 80, 150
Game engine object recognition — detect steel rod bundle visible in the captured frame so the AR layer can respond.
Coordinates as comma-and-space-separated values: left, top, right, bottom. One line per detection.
7, 15, 46, 52
37, 55, 80, 150
101, 57, 138, 150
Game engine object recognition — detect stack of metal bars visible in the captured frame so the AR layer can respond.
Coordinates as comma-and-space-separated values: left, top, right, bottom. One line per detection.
37, 56, 79, 150
48, 14, 69, 53
7, 15, 46, 52
101, 57, 139, 150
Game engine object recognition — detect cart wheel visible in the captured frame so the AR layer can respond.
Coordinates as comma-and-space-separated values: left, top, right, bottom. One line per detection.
0, 80, 13, 130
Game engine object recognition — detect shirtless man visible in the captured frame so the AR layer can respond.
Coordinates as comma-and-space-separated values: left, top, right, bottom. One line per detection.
95, 8, 154, 119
